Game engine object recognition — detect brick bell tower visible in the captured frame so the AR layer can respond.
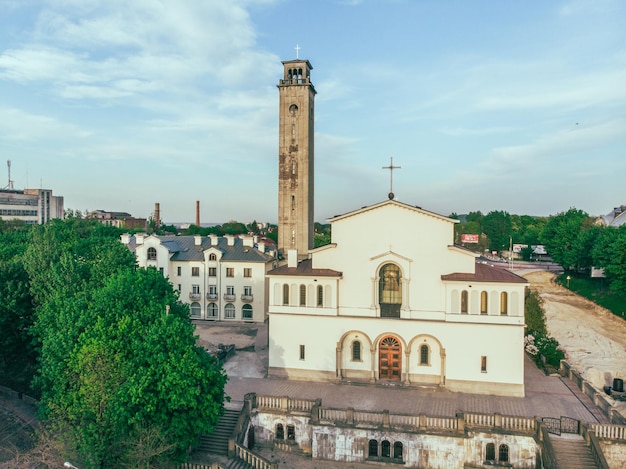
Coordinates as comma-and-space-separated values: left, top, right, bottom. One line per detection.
277, 55, 316, 261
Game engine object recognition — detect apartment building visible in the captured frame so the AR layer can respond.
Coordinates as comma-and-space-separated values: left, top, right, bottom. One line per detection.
123, 233, 276, 322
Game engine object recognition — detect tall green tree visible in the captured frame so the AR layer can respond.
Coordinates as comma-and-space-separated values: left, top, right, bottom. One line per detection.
22, 219, 226, 468
482, 210, 512, 252
46, 268, 227, 467
540, 208, 592, 270
593, 225, 626, 291
0, 228, 36, 390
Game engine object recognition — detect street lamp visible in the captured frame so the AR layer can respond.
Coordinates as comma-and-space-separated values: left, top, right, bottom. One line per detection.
566, 275, 571, 288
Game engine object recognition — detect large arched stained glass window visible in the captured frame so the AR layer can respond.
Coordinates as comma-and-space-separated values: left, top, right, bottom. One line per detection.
379, 263, 401, 318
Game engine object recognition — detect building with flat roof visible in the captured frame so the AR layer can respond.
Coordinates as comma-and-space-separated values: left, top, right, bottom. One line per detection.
0, 188, 64, 224
87, 209, 146, 230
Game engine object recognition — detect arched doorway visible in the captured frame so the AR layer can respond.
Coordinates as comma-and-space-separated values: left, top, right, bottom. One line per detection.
379, 336, 401, 380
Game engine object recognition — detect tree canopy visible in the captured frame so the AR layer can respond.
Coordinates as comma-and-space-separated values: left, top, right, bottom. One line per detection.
0, 218, 227, 468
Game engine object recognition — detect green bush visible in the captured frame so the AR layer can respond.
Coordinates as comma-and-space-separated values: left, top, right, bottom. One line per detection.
524, 333, 566, 368
524, 288, 547, 336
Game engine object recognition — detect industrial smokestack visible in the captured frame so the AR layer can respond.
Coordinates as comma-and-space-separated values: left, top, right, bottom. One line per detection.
196, 200, 200, 227
154, 202, 160, 228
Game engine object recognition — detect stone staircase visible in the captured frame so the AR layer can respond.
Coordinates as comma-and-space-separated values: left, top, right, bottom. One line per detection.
197, 408, 241, 456
550, 435, 599, 469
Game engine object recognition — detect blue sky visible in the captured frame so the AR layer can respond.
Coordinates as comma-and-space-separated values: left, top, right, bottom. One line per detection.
0, 0, 624, 224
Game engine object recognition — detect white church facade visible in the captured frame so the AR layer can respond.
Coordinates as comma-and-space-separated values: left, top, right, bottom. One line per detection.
267, 199, 528, 397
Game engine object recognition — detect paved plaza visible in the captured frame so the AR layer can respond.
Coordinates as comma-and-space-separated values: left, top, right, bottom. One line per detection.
216, 322, 608, 424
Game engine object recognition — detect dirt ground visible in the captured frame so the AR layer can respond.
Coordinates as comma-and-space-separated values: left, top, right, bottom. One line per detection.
522, 270, 626, 412
194, 322, 258, 352
193, 321, 268, 380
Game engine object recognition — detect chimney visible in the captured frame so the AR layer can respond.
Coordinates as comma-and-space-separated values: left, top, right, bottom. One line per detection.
209, 234, 218, 246
258, 241, 265, 253
225, 234, 235, 246
242, 236, 254, 248
120, 233, 130, 244
194, 235, 202, 246
154, 203, 160, 228
136, 233, 145, 245
196, 200, 200, 226
288, 249, 298, 268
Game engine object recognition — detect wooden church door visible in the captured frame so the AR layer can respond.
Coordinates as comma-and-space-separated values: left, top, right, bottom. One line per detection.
379, 336, 401, 380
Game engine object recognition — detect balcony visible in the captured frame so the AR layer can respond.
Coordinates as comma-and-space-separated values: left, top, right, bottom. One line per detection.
206, 293, 218, 300
189, 292, 202, 301
241, 294, 254, 302
223, 293, 236, 301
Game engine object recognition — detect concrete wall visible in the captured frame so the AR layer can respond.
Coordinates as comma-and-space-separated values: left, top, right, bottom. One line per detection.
599, 440, 626, 469
250, 409, 538, 468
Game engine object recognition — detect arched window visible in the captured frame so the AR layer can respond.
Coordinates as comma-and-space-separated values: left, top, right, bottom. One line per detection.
317, 285, 324, 307
275, 423, 284, 440
224, 303, 235, 319
209, 253, 217, 261
352, 340, 361, 361
282, 284, 289, 305
500, 292, 508, 315
299, 284, 306, 306
381, 440, 391, 458
485, 442, 495, 462
499, 444, 509, 463
147, 247, 157, 260
242, 304, 253, 320
368, 439, 378, 457
480, 291, 488, 314
393, 442, 403, 460
379, 264, 401, 318
419, 344, 429, 366
190, 302, 201, 317
461, 290, 469, 314
207, 303, 218, 318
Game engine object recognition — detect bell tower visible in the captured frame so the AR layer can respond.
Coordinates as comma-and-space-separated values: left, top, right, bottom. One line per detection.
277, 57, 316, 261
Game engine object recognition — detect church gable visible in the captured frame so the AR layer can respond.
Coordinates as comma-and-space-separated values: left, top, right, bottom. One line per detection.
312, 200, 474, 315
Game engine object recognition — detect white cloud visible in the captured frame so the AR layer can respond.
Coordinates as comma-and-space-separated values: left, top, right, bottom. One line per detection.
0, 106, 92, 141
440, 126, 516, 137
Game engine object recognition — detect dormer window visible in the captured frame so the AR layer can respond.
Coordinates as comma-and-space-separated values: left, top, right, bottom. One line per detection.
209, 253, 217, 261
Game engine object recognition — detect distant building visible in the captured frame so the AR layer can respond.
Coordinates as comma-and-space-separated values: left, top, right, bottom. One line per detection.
0, 188, 64, 224
87, 210, 146, 230
598, 205, 626, 227
122, 233, 276, 322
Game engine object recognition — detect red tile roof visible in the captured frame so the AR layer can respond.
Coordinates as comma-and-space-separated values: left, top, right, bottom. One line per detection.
268, 258, 342, 277
441, 262, 528, 283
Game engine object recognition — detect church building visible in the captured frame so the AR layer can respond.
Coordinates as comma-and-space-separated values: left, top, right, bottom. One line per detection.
267, 56, 528, 398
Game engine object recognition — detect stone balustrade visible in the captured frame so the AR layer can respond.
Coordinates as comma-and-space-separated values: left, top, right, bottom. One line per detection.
253, 394, 537, 435
591, 423, 626, 440
234, 443, 277, 469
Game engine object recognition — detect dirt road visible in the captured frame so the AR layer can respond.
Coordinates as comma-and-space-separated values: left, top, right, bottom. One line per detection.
522, 270, 626, 392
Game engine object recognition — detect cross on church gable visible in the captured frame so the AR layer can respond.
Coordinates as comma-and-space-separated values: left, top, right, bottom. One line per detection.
382, 157, 401, 200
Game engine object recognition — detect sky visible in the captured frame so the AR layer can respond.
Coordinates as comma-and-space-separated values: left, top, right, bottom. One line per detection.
0, 0, 624, 224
